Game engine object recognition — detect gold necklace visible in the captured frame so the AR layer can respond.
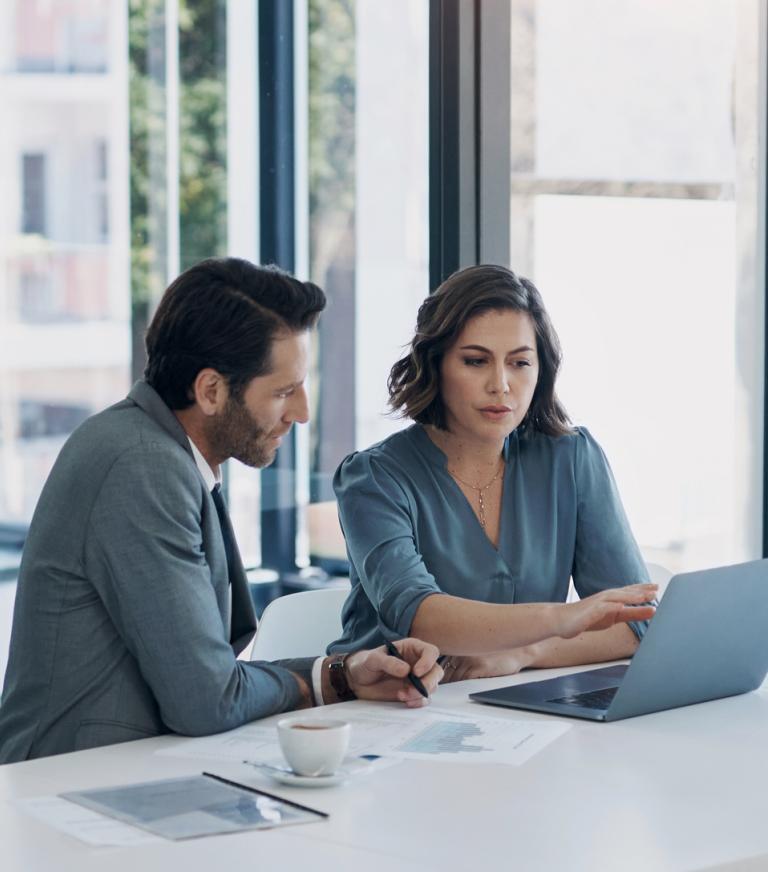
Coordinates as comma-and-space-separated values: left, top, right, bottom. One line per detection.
448, 459, 505, 529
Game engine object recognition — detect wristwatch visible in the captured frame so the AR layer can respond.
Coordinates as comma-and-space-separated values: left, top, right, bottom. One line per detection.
328, 653, 357, 702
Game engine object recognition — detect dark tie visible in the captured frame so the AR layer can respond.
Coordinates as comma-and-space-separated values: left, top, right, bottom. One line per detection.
211, 483, 237, 585
210, 483, 257, 653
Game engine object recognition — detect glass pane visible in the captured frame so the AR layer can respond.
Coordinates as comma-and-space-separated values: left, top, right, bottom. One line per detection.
0, 0, 131, 526
305, 0, 430, 565
129, 1, 262, 564
129, 0, 230, 369
510, 0, 763, 573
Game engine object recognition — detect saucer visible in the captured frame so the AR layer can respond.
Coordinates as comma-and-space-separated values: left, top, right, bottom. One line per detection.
267, 769, 347, 788
244, 755, 398, 788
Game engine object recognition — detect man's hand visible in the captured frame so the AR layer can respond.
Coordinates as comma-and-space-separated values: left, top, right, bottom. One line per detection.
343, 638, 443, 708
557, 583, 657, 640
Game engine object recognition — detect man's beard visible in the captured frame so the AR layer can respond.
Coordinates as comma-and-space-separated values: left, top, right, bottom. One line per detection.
206, 394, 278, 469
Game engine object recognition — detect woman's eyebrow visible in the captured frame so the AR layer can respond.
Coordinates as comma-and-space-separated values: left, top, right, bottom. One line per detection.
459, 344, 535, 354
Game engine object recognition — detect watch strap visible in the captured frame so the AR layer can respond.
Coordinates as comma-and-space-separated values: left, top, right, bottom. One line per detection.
328, 653, 357, 702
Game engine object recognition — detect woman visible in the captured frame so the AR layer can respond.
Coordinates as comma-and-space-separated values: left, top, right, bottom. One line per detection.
329, 265, 655, 681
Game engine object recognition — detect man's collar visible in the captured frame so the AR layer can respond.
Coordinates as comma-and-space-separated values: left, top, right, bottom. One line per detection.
187, 437, 221, 492
128, 380, 222, 491
127, 380, 192, 455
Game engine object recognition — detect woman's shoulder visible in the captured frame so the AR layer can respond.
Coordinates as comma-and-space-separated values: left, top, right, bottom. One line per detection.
517, 425, 609, 475
334, 426, 426, 489
519, 424, 599, 453
341, 425, 419, 463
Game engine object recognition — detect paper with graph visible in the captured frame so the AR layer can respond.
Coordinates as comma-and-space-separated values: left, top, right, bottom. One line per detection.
157, 703, 569, 767
335, 704, 570, 765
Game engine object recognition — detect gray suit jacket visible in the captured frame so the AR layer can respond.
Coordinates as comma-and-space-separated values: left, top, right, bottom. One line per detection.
0, 382, 314, 763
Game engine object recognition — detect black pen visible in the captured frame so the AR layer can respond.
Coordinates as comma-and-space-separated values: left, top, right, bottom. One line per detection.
202, 772, 328, 818
385, 640, 429, 698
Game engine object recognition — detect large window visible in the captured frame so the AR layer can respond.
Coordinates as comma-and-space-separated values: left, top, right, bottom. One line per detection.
124, 0, 430, 577
0, 0, 130, 527
508, 0, 764, 573
1, 0, 765, 588
305, 0, 430, 566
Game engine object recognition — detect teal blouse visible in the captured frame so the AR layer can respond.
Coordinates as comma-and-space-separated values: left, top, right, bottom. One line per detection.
328, 424, 650, 653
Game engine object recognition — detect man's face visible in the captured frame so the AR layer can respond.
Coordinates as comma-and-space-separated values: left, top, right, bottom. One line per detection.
206, 331, 310, 469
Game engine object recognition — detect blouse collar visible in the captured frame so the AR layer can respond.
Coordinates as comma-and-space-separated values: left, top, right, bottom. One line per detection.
409, 423, 514, 468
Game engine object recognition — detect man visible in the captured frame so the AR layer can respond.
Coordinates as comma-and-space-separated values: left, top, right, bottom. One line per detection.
0, 258, 441, 763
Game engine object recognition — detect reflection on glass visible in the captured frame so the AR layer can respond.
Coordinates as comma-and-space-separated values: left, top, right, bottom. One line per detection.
510, 0, 762, 572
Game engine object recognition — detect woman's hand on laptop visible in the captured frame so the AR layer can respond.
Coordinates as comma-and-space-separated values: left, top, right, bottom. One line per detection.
557, 584, 657, 639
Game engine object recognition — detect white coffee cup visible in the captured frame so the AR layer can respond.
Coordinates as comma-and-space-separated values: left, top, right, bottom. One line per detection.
276, 717, 351, 777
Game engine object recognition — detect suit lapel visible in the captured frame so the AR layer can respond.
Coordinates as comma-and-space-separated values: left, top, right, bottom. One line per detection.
129, 380, 257, 654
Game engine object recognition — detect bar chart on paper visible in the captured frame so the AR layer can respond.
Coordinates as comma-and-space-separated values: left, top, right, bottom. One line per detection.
155, 705, 571, 768
396, 721, 490, 756
348, 706, 572, 766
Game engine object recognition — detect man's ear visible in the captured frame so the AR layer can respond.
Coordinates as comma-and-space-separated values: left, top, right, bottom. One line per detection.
191, 368, 229, 416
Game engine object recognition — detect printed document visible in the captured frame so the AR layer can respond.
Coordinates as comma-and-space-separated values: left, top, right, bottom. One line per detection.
157, 704, 570, 767
62, 775, 325, 840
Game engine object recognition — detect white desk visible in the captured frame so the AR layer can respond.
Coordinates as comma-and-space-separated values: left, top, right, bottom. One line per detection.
3, 666, 768, 872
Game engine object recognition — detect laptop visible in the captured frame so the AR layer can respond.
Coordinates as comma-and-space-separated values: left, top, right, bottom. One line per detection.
469, 559, 768, 721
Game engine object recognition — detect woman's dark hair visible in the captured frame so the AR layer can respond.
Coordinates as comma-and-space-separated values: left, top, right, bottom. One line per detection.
144, 257, 326, 409
388, 264, 571, 436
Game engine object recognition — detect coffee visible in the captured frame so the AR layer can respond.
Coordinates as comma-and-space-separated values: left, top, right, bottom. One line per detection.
291, 724, 331, 730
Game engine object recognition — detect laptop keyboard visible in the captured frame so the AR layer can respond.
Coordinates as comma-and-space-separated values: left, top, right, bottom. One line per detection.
548, 686, 619, 710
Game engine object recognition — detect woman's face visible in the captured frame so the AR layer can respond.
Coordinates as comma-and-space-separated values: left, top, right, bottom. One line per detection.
439, 308, 539, 444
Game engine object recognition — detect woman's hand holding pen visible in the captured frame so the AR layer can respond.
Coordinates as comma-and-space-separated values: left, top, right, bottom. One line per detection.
556, 583, 658, 640
345, 638, 443, 707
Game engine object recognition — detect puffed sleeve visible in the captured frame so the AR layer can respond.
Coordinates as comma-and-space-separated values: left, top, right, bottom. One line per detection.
334, 450, 445, 639
572, 427, 651, 640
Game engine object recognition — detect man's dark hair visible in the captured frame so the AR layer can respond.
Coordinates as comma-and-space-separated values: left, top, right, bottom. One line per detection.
388, 264, 572, 437
144, 257, 326, 410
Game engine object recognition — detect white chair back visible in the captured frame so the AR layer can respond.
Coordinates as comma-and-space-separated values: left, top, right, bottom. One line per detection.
249, 586, 350, 661
645, 562, 673, 598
